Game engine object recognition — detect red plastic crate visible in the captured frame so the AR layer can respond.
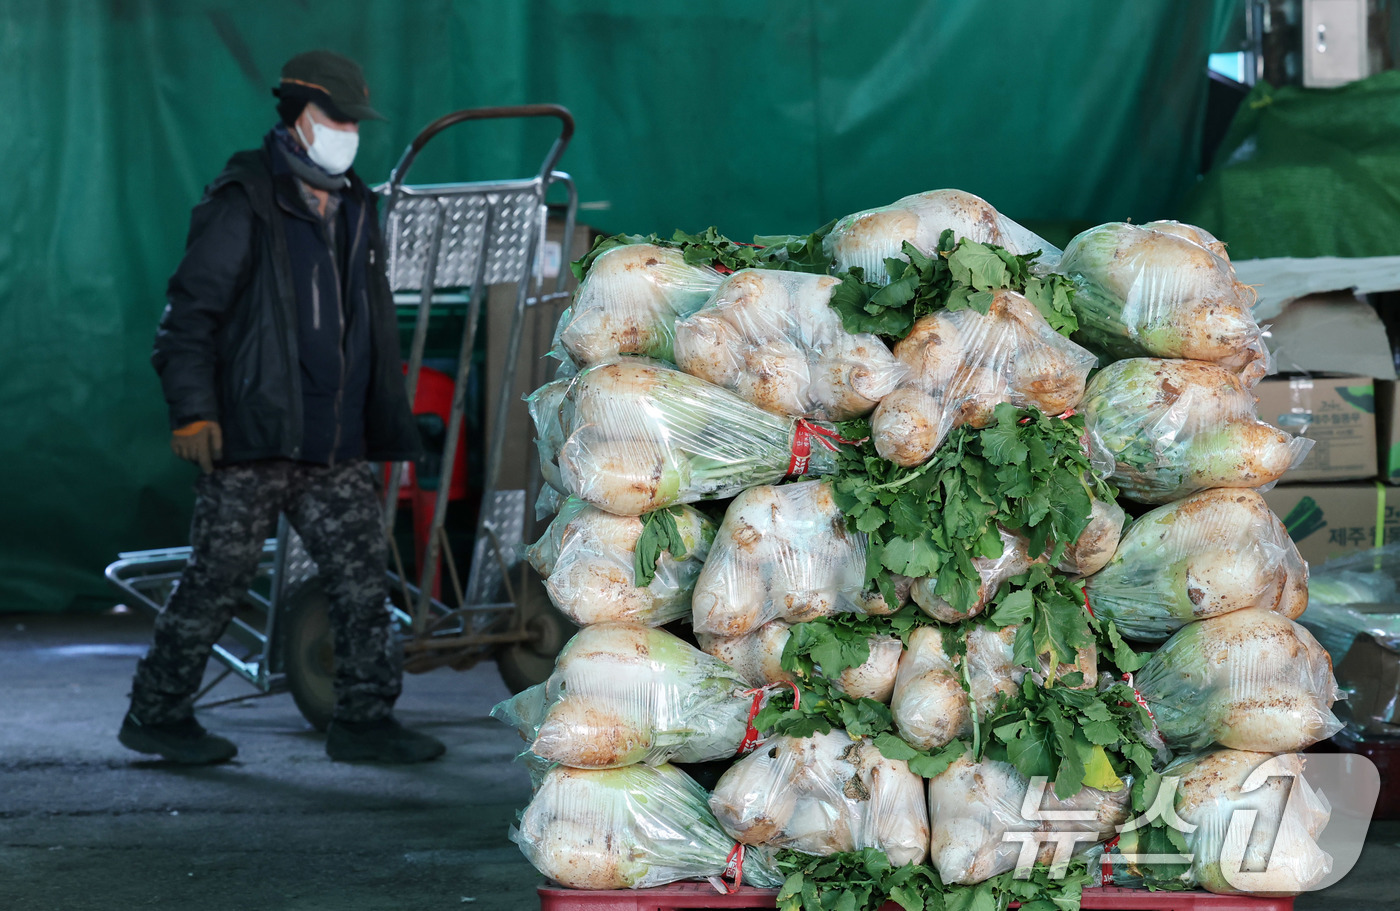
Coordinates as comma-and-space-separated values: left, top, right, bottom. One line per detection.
537, 884, 1295, 911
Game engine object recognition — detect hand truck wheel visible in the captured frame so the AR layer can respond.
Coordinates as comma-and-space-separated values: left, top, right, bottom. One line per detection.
494, 574, 574, 694
280, 583, 336, 732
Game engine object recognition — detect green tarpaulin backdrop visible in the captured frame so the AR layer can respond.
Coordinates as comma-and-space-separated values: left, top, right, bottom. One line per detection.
0, 0, 1235, 611
1184, 69, 1400, 260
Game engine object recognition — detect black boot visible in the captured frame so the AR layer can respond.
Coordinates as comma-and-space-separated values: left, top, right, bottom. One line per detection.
325, 716, 445, 764
118, 713, 238, 765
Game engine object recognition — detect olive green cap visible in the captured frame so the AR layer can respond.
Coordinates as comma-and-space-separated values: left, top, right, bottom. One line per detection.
273, 49, 386, 123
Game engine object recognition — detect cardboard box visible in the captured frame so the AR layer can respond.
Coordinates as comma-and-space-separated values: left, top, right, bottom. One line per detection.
1263, 482, 1400, 564
1377, 380, 1400, 484
1254, 374, 1376, 482
485, 217, 596, 505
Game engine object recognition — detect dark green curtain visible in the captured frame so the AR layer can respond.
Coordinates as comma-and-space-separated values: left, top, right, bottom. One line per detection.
0, 0, 1236, 611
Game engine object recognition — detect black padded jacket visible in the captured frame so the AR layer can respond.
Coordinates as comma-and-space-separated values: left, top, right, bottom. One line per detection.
152, 139, 419, 465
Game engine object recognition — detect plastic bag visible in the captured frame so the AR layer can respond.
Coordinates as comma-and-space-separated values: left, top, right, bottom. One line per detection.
1301, 545, 1400, 660
690, 481, 883, 636
1081, 358, 1312, 504
710, 730, 929, 867
491, 623, 754, 768
1085, 489, 1308, 642
699, 621, 904, 704
871, 290, 1098, 467
824, 190, 1062, 283
927, 753, 1131, 885
552, 243, 725, 367
1132, 608, 1342, 753
526, 498, 716, 627
526, 375, 572, 498
890, 625, 1096, 752
1056, 496, 1127, 577
551, 358, 845, 516
1109, 750, 1331, 896
674, 269, 906, 420
910, 528, 1036, 622
1057, 222, 1269, 385
513, 762, 781, 890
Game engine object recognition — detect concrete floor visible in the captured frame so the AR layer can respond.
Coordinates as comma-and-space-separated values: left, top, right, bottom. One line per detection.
2, 611, 1397, 911
1, 611, 538, 911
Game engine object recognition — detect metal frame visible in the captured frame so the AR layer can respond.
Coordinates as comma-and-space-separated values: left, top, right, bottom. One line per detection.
106, 105, 578, 702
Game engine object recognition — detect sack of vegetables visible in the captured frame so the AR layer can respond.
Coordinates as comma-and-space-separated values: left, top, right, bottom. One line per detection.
1109, 749, 1332, 895
690, 481, 889, 637
1085, 488, 1308, 642
871, 289, 1097, 467
513, 762, 782, 890
709, 729, 930, 867
1132, 608, 1342, 753
927, 753, 1131, 885
1058, 222, 1269, 384
909, 527, 1037, 623
674, 269, 906, 420
1081, 358, 1311, 504
552, 243, 725, 367
698, 620, 903, 704
824, 189, 1061, 283
491, 623, 755, 768
546, 358, 850, 516
891, 625, 1096, 753
526, 498, 716, 627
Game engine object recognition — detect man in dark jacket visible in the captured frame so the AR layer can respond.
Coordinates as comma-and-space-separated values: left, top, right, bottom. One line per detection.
120, 50, 445, 765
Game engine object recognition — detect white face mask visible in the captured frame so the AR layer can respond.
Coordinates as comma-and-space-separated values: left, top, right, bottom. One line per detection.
296, 120, 359, 175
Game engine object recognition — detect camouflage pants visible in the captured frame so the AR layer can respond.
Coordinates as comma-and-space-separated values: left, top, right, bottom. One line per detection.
129, 460, 402, 725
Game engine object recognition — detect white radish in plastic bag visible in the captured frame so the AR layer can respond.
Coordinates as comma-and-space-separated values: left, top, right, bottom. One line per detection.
691, 481, 876, 637
1058, 222, 1268, 384
699, 620, 904, 704
514, 763, 781, 890
1056, 495, 1127, 577
891, 625, 1096, 752
527, 498, 716, 627
824, 190, 1061, 283
675, 269, 906, 420
927, 753, 1130, 885
1085, 488, 1308, 642
1173, 750, 1331, 895
491, 623, 755, 768
1081, 358, 1312, 504
1109, 750, 1331, 896
1132, 608, 1342, 753
871, 291, 1097, 467
910, 528, 1036, 622
553, 358, 844, 516
710, 730, 929, 866
553, 243, 725, 367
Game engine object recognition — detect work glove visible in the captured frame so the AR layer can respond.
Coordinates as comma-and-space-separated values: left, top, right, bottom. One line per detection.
171, 420, 223, 474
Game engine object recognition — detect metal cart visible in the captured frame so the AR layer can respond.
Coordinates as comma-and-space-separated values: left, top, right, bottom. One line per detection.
106, 105, 580, 729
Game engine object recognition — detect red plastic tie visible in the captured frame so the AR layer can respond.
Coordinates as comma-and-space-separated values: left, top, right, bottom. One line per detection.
1082, 586, 1095, 619
786, 420, 865, 478
1020, 408, 1076, 426
737, 681, 801, 754
721, 843, 746, 894
1101, 835, 1121, 885
1121, 672, 1157, 725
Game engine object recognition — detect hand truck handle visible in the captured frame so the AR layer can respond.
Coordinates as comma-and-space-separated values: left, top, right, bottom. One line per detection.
386, 104, 575, 190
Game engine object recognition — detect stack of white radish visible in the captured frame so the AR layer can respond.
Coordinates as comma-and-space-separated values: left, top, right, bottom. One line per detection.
496, 189, 1342, 900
